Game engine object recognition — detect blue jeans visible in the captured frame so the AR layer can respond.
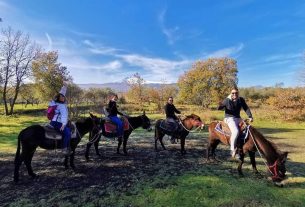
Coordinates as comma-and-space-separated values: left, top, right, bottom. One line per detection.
50, 121, 71, 149
109, 116, 124, 137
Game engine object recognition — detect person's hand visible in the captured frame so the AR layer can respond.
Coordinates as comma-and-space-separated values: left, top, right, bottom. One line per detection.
249, 118, 253, 122
60, 124, 65, 131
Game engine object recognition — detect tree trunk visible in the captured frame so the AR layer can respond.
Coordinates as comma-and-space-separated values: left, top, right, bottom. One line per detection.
2, 80, 9, 115
8, 84, 20, 115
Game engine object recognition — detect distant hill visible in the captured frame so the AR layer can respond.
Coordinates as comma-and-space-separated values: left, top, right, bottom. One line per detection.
78, 82, 177, 92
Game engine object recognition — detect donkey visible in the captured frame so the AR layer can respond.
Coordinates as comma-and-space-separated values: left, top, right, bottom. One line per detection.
14, 114, 99, 182
85, 111, 152, 160
155, 114, 204, 155
207, 120, 288, 182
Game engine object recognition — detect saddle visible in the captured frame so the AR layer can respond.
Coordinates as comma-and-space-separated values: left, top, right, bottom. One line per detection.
160, 118, 180, 134
215, 121, 249, 143
104, 117, 129, 134
43, 122, 77, 140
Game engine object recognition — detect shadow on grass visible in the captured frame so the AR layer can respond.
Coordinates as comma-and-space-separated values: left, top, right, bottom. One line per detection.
257, 127, 305, 135
0, 129, 304, 206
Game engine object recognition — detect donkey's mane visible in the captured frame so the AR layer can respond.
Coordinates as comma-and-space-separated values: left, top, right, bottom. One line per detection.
250, 126, 281, 154
184, 114, 200, 120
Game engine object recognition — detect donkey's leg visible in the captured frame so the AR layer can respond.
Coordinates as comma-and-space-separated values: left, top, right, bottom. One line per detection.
70, 149, 76, 170
155, 128, 166, 151
180, 137, 186, 155
24, 148, 37, 179
85, 142, 92, 160
248, 151, 258, 174
159, 135, 166, 150
208, 139, 220, 160
154, 129, 159, 151
237, 153, 245, 176
122, 136, 128, 155
64, 155, 69, 169
94, 137, 101, 156
117, 137, 123, 154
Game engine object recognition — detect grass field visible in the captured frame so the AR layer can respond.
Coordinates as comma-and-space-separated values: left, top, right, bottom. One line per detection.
0, 104, 305, 206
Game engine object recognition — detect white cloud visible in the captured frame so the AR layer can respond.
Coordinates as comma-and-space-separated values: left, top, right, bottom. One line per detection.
45, 33, 53, 51
158, 8, 181, 45
83, 39, 121, 55
264, 53, 302, 62
205, 43, 244, 58
117, 53, 190, 73
116, 53, 191, 83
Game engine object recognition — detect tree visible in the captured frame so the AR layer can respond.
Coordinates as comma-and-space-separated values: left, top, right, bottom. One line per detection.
177, 58, 238, 108
0, 26, 40, 115
65, 83, 84, 118
125, 73, 148, 106
32, 51, 71, 101
83, 87, 114, 105
19, 83, 40, 107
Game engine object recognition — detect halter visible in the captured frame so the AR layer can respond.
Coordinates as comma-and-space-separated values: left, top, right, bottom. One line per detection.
178, 117, 203, 133
268, 159, 282, 181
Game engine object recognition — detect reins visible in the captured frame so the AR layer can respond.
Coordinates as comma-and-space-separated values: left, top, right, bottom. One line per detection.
247, 124, 276, 177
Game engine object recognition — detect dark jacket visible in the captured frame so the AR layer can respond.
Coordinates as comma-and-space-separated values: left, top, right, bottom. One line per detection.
108, 100, 123, 117
218, 96, 252, 119
164, 103, 181, 120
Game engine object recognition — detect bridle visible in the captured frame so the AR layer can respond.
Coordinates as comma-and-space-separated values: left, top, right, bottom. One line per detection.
268, 159, 285, 181
248, 124, 285, 181
178, 117, 204, 132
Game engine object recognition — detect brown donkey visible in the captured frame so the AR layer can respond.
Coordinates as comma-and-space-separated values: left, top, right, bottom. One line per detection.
155, 114, 204, 155
207, 121, 288, 182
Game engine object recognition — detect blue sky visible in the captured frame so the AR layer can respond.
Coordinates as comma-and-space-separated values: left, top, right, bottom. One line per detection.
1, 0, 304, 87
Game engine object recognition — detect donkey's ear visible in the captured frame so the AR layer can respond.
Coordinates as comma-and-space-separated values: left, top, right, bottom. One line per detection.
143, 110, 146, 115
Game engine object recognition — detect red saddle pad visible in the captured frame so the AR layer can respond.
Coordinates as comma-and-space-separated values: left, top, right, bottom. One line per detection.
104, 118, 129, 133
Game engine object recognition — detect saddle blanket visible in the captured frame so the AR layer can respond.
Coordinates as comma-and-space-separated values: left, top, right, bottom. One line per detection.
44, 123, 77, 140
215, 122, 249, 141
160, 119, 179, 132
104, 117, 129, 134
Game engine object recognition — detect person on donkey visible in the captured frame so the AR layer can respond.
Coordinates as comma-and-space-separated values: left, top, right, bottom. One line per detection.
218, 86, 253, 159
107, 94, 125, 140
49, 83, 71, 155
164, 96, 181, 144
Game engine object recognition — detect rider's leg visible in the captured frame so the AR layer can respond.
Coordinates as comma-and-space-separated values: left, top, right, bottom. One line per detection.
109, 116, 124, 139
225, 117, 240, 157
62, 126, 71, 155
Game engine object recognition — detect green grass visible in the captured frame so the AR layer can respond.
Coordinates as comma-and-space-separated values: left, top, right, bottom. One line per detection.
1, 104, 305, 206
99, 174, 305, 207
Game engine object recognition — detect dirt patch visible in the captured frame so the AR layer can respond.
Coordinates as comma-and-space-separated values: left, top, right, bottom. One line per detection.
0, 132, 231, 206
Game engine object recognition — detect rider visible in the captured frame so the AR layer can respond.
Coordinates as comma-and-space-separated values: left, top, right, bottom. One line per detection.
164, 96, 181, 144
49, 83, 71, 155
218, 86, 253, 159
107, 94, 124, 140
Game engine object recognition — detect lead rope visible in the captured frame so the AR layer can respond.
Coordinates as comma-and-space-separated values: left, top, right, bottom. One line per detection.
248, 126, 275, 176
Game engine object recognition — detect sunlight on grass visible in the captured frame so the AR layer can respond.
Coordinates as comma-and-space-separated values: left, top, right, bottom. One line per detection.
1, 104, 305, 206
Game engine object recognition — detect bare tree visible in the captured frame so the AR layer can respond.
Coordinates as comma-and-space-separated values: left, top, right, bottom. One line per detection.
0, 26, 40, 115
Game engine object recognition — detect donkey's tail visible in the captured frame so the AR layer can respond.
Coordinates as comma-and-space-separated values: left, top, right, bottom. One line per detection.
14, 131, 22, 165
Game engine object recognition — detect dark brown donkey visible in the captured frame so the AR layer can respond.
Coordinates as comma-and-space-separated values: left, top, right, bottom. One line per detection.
155, 114, 204, 155
14, 114, 100, 183
207, 121, 288, 182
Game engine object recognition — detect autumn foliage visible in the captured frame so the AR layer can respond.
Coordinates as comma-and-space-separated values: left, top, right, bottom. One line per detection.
177, 58, 238, 108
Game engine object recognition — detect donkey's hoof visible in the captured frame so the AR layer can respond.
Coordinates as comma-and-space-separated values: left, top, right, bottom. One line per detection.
30, 173, 38, 180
